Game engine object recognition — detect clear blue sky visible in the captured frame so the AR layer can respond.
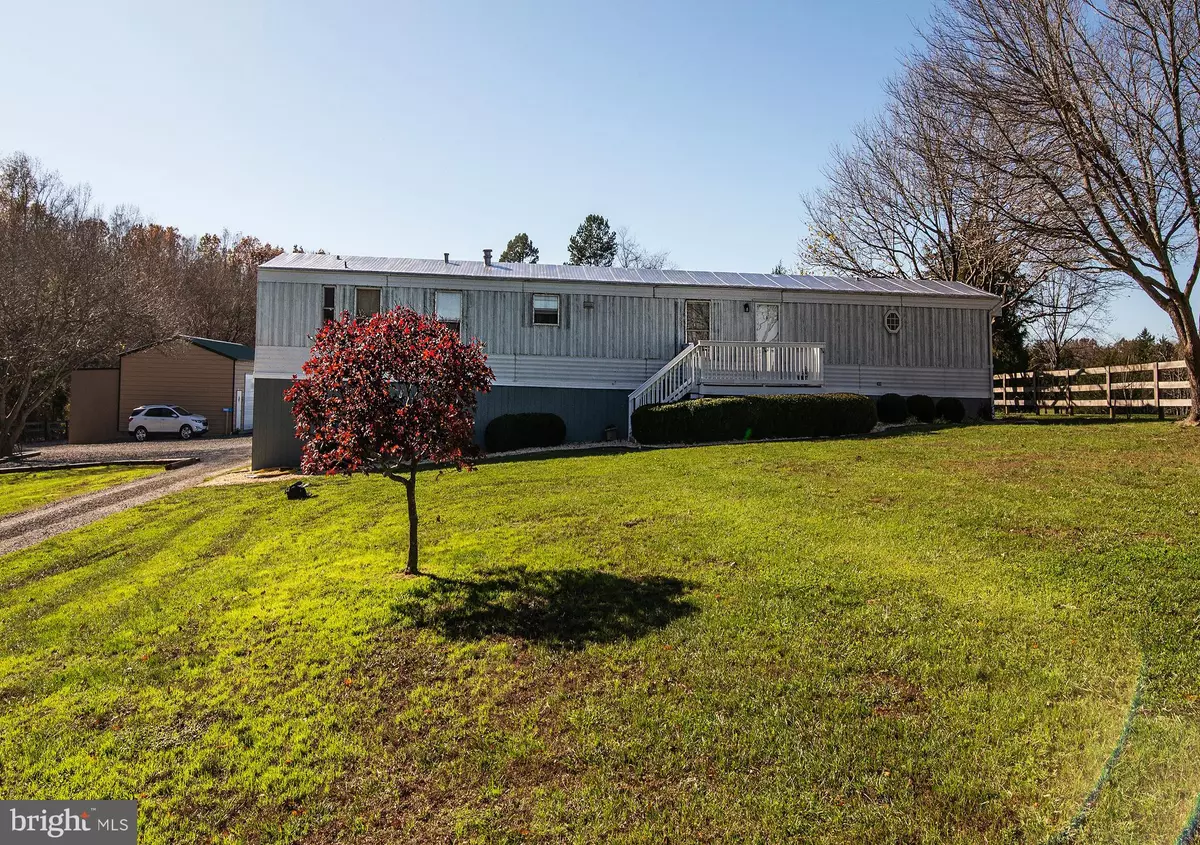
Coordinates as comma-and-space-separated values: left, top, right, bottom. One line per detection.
1, 0, 1169, 338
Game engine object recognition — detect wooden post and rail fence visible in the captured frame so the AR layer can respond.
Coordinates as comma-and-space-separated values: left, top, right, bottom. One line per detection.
993, 359, 1191, 418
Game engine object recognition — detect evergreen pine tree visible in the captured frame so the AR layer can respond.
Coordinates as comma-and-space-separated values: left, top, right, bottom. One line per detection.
567, 214, 617, 266
499, 233, 539, 264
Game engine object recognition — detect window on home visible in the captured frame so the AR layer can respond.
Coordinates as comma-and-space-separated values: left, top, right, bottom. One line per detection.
435, 291, 463, 334
322, 286, 336, 322
532, 294, 560, 326
685, 300, 711, 344
355, 287, 381, 317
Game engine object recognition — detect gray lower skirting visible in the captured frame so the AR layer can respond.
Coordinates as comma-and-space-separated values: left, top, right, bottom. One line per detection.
250, 381, 630, 469
250, 377, 992, 469
475, 386, 629, 444
251, 379, 303, 470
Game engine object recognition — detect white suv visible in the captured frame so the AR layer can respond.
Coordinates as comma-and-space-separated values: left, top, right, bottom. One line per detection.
128, 405, 209, 441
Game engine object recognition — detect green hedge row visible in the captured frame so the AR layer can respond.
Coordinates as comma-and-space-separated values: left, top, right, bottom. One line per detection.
935, 396, 966, 423
631, 393, 878, 445
483, 412, 567, 452
879, 393, 972, 424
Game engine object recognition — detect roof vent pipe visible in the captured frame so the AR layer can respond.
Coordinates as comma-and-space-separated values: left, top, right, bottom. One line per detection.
483, 248, 492, 267
444, 252, 449, 264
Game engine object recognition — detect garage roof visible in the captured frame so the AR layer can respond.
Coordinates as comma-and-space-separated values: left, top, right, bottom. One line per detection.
184, 336, 255, 360
121, 335, 254, 360
261, 252, 999, 301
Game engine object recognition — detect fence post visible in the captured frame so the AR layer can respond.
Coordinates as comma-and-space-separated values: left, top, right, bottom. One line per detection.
1065, 370, 1073, 415
1153, 361, 1163, 419
1001, 373, 1009, 415
1032, 370, 1040, 414
1106, 366, 1115, 418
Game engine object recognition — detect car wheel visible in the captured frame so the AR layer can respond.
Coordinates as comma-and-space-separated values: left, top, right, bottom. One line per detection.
133, 426, 149, 442
179, 425, 193, 440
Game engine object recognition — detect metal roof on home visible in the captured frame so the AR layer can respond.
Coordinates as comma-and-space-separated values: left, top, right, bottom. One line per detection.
261, 252, 998, 300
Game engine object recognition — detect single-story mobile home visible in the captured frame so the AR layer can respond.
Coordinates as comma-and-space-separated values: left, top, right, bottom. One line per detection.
251, 251, 1000, 468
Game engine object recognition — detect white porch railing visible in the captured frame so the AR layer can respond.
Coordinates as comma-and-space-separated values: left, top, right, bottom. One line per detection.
627, 343, 701, 416
627, 341, 825, 432
696, 341, 824, 385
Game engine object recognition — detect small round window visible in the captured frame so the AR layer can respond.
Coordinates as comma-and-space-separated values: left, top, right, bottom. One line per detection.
884, 309, 902, 334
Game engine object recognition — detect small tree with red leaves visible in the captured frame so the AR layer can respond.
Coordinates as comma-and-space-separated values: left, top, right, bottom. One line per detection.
285, 306, 493, 575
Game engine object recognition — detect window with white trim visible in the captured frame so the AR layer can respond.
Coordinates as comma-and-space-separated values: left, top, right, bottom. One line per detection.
884, 309, 902, 334
685, 300, 711, 344
355, 287, 381, 317
532, 294, 560, 326
435, 291, 463, 334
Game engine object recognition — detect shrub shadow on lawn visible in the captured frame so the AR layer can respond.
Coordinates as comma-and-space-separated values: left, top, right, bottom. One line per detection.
389, 567, 697, 649
994, 414, 1167, 426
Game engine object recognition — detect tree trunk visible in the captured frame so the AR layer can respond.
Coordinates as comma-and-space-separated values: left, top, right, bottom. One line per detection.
404, 464, 419, 575
1182, 339, 1200, 426
0, 406, 34, 458
1165, 297, 1200, 426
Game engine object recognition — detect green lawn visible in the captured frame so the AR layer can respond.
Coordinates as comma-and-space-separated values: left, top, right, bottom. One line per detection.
1, 423, 1198, 843
0, 465, 163, 517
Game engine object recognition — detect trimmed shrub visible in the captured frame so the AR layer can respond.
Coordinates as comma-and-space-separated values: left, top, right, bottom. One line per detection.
484, 413, 566, 452
876, 393, 908, 425
935, 396, 966, 423
906, 394, 936, 423
631, 393, 877, 445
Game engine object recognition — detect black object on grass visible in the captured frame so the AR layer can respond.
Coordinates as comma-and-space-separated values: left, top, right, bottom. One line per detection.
285, 481, 311, 500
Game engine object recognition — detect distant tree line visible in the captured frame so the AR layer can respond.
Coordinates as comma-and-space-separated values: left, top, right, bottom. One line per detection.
0, 151, 282, 456
801, 0, 1200, 422
1029, 329, 1180, 372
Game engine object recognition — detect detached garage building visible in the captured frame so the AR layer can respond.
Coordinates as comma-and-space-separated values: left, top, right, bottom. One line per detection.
69, 335, 255, 443
118, 336, 254, 436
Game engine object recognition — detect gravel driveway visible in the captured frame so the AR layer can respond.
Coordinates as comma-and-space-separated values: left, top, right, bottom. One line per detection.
0, 437, 251, 557
14, 436, 251, 466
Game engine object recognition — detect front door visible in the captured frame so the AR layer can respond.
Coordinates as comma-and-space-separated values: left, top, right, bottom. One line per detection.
755, 304, 780, 376
755, 303, 780, 342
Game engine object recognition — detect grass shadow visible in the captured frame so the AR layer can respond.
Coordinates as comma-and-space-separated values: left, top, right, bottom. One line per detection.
995, 415, 1170, 426
390, 566, 697, 649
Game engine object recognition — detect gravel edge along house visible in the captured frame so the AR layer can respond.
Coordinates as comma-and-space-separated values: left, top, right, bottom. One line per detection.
251, 251, 1001, 468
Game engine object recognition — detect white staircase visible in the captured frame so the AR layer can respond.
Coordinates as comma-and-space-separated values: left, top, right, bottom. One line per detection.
627, 341, 825, 434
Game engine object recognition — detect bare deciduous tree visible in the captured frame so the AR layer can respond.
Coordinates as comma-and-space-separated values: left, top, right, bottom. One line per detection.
800, 64, 1106, 373
802, 68, 1053, 312
120, 224, 279, 346
0, 154, 130, 456
922, 0, 1200, 421
1026, 269, 1114, 367
0, 151, 284, 452
615, 226, 674, 270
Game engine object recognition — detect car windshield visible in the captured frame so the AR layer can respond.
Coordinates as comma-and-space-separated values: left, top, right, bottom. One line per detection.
171, 406, 191, 415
